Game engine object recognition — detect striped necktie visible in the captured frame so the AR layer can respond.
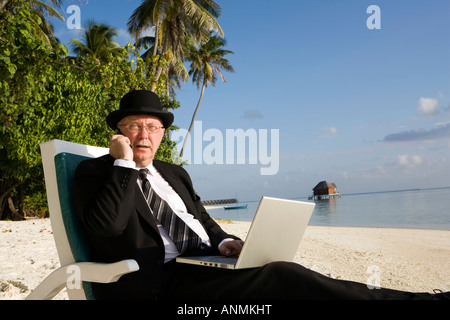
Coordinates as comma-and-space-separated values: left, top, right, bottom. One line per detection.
139, 169, 202, 254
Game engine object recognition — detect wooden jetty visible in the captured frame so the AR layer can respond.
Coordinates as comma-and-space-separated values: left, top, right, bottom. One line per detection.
202, 198, 238, 206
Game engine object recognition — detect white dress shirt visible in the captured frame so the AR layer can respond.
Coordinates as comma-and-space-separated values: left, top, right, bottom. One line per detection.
114, 159, 212, 262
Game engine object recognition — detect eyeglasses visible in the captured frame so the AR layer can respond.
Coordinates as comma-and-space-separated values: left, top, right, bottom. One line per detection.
117, 122, 165, 134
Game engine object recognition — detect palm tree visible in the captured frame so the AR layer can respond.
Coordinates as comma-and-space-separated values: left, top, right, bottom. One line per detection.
1, 0, 63, 16
1, 0, 64, 44
180, 34, 234, 157
70, 22, 124, 65
127, 0, 223, 89
30, 0, 64, 44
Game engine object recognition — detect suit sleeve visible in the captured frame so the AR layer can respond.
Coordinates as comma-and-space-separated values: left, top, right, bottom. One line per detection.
194, 193, 241, 247
73, 156, 140, 237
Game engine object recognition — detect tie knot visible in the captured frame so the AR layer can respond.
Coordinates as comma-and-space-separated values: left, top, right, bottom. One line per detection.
139, 168, 149, 180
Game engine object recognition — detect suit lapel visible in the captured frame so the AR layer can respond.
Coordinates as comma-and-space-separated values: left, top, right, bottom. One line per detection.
102, 154, 162, 237
152, 161, 197, 216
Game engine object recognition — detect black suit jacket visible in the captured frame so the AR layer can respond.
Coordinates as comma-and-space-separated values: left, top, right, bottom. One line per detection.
73, 154, 237, 299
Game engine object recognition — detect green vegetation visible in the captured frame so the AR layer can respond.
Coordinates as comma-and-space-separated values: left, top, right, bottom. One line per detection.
0, 0, 233, 219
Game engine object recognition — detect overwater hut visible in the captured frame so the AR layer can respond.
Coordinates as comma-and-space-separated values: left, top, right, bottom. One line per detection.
310, 181, 341, 200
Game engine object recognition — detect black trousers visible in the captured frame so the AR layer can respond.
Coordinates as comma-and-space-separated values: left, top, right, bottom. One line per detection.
160, 260, 434, 300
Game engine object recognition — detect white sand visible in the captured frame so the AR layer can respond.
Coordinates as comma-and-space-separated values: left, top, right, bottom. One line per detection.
1, 218, 449, 300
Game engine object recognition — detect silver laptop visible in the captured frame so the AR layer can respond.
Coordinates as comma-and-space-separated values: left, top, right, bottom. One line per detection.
176, 196, 315, 269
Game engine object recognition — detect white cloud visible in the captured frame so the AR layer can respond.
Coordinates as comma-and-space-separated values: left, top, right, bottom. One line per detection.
417, 97, 439, 115
320, 126, 339, 135
397, 154, 422, 166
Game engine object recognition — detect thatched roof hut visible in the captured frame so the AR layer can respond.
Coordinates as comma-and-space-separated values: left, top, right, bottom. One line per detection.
313, 181, 337, 196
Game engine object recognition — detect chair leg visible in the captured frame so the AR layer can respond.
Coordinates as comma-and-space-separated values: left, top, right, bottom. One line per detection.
25, 259, 139, 300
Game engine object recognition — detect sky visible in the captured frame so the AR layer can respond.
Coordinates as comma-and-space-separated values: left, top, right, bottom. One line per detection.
50, 0, 450, 201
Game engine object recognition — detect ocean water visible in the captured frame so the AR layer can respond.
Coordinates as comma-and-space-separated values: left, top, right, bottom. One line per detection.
207, 187, 450, 230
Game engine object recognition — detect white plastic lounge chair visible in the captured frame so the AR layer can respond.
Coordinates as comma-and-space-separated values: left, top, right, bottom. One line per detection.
26, 139, 139, 300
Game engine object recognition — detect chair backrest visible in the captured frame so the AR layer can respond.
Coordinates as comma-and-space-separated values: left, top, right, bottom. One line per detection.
40, 140, 108, 299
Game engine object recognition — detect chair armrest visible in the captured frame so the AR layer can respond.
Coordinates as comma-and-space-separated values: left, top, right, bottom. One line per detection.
25, 259, 139, 300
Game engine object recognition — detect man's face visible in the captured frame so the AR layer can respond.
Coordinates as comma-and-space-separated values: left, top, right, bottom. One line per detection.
117, 115, 165, 167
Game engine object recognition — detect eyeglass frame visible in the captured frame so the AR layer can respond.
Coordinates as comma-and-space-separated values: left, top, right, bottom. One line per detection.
116, 122, 165, 134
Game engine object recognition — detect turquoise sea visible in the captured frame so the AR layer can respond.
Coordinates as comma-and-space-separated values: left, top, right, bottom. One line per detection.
207, 187, 450, 230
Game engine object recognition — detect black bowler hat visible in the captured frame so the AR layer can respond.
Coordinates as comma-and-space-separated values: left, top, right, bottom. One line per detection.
106, 90, 174, 130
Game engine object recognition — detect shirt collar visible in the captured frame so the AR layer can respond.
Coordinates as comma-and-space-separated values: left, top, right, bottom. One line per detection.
137, 161, 157, 176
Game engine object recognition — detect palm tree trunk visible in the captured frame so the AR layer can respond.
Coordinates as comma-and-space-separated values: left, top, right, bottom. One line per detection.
153, 23, 160, 53
151, 65, 164, 92
152, 23, 160, 70
149, 23, 160, 92
180, 78, 207, 157
150, 24, 166, 92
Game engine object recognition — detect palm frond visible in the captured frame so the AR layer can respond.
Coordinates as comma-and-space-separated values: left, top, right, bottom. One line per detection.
30, 0, 64, 21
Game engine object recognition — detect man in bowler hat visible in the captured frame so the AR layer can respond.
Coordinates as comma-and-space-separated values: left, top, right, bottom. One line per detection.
73, 90, 448, 300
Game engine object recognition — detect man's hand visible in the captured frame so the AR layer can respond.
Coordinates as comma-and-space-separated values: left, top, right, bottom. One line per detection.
109, 134, 133, 161
219, 240, 245, 257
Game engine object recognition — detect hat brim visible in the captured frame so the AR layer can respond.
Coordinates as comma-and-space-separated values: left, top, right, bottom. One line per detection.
106, 109, 174, 130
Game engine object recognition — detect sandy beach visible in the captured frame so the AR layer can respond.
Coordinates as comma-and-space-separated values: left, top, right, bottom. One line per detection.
1, 218, 449, 300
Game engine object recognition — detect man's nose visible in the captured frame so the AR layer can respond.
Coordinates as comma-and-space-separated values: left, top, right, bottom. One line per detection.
138, 126, 151, 138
